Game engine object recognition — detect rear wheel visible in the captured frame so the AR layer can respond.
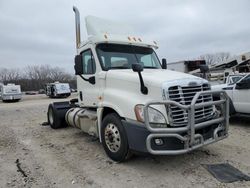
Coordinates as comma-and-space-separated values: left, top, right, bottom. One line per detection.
47, 104, 66, 129
101, 113, 130, 162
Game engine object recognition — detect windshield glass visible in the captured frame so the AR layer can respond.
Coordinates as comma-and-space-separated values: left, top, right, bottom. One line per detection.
96, 44, 161, 70
229, 75, 244, 84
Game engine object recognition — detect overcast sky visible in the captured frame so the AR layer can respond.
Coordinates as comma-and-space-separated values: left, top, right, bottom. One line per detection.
0, 0, 250, 72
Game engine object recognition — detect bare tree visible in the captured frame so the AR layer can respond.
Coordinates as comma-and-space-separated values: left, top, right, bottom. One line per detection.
0, 68, 21, 83
0, 65, 76, 91
50, 67, 73, 82
199, 52, 231, 65
216, 52, 231, 63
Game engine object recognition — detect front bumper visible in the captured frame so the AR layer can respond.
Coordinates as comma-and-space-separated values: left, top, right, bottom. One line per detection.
123, 90, 229, 155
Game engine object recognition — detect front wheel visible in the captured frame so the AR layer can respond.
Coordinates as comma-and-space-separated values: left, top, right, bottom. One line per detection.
101, 113, 130, 162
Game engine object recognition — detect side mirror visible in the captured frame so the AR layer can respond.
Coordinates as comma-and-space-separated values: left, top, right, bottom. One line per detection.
162, 58, 167, 69
236, 80, 250, 90
132, 63, 143, 72
88, 76, 95, 85
74, 55, 95, 85
74, 55, 83, 75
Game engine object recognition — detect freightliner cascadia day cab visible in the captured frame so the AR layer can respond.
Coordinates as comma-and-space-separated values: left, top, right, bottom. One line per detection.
47, 6, 229, 162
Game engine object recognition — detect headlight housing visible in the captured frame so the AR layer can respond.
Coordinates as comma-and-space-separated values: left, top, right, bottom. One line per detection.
134, 104, 167, 128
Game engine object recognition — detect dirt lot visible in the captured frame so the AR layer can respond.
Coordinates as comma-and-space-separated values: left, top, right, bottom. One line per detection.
0, 94, 250, 188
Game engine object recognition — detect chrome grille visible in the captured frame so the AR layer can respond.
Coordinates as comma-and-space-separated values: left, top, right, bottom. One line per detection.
167, 83, 213, 126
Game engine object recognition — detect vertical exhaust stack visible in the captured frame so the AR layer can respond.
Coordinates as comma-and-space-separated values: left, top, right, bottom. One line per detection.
73, 6, 81, 49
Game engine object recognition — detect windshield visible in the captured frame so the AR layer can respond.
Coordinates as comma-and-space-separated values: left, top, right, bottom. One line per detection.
3, 86, 20, 94
96, 44, 161, 70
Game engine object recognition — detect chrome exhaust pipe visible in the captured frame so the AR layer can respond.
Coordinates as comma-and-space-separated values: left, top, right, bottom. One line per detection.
73, 6, 81, 49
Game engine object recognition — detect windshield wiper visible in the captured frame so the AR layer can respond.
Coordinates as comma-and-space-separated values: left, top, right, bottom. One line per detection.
109, 66, 130, 69
143, 66, 158, 69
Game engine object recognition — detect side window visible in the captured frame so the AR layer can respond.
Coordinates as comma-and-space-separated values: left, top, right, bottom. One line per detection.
81, 50, 96, 74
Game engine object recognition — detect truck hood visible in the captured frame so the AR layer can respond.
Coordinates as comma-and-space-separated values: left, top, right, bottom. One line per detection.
106, 69, 206, 87
211, 83, 229, 91
103, 69, 209, 120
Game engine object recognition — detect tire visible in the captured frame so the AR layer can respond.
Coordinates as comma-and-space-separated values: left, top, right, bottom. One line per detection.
47, 104, 67, 129
101, 113, 130, 162
229, 98, 236, 116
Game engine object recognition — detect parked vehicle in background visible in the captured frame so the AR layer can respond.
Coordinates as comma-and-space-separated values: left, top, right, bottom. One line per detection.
212, 73, 250, 116
45, 82, 71, 98
0, 83, 22, 102
25, 91, 38, 95
38, 89, 45, 94
212, 73, 245, 91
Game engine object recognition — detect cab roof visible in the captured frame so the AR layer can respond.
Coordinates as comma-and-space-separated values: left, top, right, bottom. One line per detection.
79, 16, 158, 49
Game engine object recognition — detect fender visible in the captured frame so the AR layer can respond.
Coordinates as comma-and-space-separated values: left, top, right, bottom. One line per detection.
97, 103, 124, 142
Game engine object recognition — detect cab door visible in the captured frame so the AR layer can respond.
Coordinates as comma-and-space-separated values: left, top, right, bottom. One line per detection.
77, 49, 99, 107
232, 75, 250, 113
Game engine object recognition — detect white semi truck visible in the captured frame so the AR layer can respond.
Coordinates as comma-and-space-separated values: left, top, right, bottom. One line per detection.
47, 7, 229, 162
0, 83, 22, 102
45, 82, 71, 98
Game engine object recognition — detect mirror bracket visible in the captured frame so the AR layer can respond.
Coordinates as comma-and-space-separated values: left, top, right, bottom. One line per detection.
132, 64, 148, 95
79, 75, 95, 85
138, 72, 148, 95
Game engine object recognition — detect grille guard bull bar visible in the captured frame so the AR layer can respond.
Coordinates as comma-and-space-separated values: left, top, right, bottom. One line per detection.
143, 90, 229, 155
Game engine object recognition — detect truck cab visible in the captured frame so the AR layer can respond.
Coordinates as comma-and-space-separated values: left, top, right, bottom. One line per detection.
47, 7, 229, 162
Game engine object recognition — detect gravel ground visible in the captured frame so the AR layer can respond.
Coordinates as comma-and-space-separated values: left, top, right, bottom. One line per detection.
0, 94, 250, 188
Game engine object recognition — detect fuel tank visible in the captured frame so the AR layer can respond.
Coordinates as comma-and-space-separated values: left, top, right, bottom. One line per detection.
65, 108, 98, 137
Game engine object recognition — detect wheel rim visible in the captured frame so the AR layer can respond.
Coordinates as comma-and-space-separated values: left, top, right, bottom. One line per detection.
48, 108, 54, 125
104, 123, 121, 153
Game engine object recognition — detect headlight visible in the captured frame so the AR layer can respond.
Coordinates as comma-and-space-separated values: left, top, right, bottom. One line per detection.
134, 104, 167, 128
